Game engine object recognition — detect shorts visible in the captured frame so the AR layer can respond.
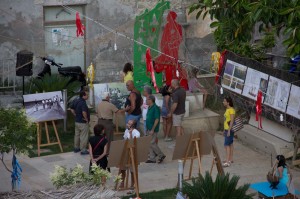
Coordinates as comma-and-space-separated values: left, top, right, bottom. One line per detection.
173, 114, 184, 126
161, 107, 169, 118
224, 130, 234, 146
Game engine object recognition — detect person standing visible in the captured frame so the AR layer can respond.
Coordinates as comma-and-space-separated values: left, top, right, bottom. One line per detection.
168, 79, 186, 136
122, 62, 133, 83
145, 95, 166, 163
222, 96, 235, 167
125, 80, 142, 129
88, 124, 108, 174
142, 86, 152, 136
160, 85, 173, 141
97, 92, 120, 150
70, 91, 90, 155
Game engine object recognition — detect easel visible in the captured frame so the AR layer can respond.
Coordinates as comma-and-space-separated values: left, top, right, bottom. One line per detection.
182, 137, 202, 180
172, 131, 224, 181
114, 112, 124, 136
36, 120, 63, 157
119, 138, 140, 197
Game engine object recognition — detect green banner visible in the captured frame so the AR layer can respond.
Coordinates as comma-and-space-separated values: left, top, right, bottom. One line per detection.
133, 0, 170, 92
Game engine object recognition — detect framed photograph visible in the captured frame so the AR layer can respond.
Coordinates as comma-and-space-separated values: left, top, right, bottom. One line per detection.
94, 82, 129, 109
242, 68, 269, 100
264, 76, 291, 112
23, 91, 65, 122
286, 85, 300, 119
221, 60, 247, 94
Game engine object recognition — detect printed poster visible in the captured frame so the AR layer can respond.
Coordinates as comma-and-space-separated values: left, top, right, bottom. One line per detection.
264, 76, 291, 112
286, 85, 300, 119
221, 59, 247, 94
242, 68, 269, 100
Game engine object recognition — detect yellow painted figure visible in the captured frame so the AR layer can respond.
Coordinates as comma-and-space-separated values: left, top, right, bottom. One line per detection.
87, 62, 95, 89
211, 52, 221, 73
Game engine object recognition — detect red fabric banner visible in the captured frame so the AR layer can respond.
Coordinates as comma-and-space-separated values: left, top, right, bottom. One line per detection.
215, 50, 227, 84
146, 48, 159, 93
256, 90, 263, 129
76, 12, 85, 37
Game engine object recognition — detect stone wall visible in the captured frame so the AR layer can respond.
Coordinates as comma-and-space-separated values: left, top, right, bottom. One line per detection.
0, 0, 216, 85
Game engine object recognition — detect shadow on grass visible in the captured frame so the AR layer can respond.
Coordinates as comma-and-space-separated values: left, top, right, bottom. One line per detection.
121, 188, 177, 199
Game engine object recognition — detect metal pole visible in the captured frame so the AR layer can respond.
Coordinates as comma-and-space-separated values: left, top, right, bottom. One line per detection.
63, 89, 67, 132
178, 160, 183, 192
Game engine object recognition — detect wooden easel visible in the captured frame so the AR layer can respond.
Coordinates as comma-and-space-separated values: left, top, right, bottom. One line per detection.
36, 120, 63, 157
118, 138, 140, 198
209, 145, 224, 176
182, 137, 202, 180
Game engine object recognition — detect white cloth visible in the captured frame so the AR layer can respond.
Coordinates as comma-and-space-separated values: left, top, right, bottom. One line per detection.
142, 96, 148, 120
123, 129, 140, 140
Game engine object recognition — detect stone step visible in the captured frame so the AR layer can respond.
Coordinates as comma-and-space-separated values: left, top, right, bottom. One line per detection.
236, 124, 294, 156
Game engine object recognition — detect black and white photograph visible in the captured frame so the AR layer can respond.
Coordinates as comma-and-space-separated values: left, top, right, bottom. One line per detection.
94, 82, 129, 109
23, 91, 65, 122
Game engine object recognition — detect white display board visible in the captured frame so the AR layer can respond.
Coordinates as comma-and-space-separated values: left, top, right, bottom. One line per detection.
264, 76, 291, 112
221, 59, 247, 94
242, 68, 269, 100
23, 91, 65, 122
286, 85, 300, 119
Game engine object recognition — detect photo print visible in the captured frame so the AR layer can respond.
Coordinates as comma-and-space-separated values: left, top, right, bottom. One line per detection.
242, 68, 269, 100
264, 76, 291, 112
23, 91, 65, 122
221, 59, 247, 94
94, 82, 129, 109
286, 85, 300, 119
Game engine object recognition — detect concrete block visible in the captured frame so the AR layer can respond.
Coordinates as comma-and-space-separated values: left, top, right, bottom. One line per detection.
236, 125, 294, 156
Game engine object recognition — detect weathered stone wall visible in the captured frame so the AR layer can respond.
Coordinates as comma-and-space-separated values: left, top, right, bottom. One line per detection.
0, 0, 216, 85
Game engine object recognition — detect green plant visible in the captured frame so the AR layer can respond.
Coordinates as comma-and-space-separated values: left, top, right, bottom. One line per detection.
29, 74, 81, 101
0, 108, 35, 190
50, 163, 121, 189
189, 0, 300, 58
182, 171, 254, 199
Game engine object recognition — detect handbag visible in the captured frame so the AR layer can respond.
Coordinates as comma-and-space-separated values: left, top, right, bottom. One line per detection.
267, 163, 279, 189
227, 117, 244, 133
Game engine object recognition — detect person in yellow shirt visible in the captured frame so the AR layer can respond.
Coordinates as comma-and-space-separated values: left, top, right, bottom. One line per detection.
122, 62, 133, 83
222, 96, 235, 167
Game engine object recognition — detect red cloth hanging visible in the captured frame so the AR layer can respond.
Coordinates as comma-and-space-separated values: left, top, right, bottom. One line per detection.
154, 11, 182, 86
146, 48, 159, 93
256, 90, 263, 129
215, 50, 227, 84
76, 12, 85, 37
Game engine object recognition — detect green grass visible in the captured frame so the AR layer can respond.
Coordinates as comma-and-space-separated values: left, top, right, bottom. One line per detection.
28, 111, 78, 157
121, 188, 178, 199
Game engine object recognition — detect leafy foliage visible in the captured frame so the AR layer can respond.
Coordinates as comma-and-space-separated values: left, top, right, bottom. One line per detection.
29, 74, 81, 101
0, 108, 35, 154
50, 164, 122, 189
182, 172, 254, 199
189, 0, 300, 58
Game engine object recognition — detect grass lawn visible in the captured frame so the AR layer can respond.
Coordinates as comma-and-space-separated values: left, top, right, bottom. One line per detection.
28, 111, 76, 157
121, 188, 178, 199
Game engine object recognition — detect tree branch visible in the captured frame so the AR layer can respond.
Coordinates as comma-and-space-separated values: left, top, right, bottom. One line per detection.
0, 153, 12, 173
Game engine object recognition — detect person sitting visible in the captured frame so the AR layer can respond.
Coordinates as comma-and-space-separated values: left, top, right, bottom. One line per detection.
119, 120, 140, 189
188, 68, 208, 109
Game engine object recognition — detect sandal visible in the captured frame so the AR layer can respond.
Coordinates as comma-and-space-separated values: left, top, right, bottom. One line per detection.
222, 162, 231, 167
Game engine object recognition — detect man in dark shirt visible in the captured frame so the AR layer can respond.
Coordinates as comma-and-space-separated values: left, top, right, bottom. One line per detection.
70, 91, 90, 155
168, 79, 186, 136
125, 80, 142, 129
